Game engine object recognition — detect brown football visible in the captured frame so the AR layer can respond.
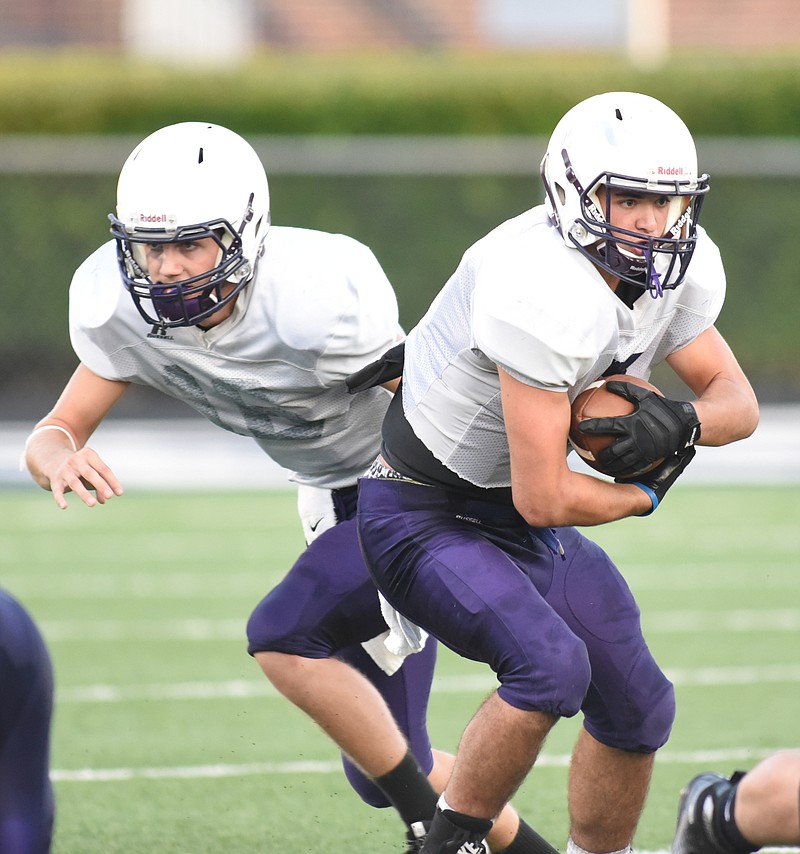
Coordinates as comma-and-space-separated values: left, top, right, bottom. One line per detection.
569, 374, 664, 475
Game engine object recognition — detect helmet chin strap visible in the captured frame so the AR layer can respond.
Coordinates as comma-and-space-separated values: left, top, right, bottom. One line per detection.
643, 248, 664, 299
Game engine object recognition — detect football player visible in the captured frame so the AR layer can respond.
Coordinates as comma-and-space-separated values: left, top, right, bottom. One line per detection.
672, 752, 800, 854
355, 92, 760, 853
23, 122, 551, 854
0, 588, 54, 853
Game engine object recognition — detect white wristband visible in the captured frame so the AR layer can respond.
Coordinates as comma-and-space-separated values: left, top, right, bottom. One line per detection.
24, 424, 78, 453
20, 424, 79, 471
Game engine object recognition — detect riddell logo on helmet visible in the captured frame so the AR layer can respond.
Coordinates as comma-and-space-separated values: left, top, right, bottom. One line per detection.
657, 166, 687, 176
137, 213, 169, 223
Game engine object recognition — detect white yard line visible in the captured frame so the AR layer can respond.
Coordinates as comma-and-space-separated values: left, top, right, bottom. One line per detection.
49, 747, 797, 784
55, 664, 800, 705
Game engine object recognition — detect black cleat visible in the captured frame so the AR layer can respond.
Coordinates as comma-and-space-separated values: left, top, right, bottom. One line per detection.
406, 821, 430, 853
672, 772, 735, 854
419, 808, 490, 854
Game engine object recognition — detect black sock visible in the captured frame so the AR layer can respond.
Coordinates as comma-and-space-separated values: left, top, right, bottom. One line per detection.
424, 806, 493, 849
502, 818, 560, 854
439, 805, 494, 835
373, 749, 438, 827
714, 777, 759, 854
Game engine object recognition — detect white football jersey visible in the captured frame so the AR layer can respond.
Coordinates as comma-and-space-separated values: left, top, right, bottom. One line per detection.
70, 227, 403, 489
402, 205, 725, 489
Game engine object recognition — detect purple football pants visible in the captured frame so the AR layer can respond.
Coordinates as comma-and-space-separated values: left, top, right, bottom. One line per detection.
357, 477, 675, 754
0, 589, 54, 854
246, 495, 436, 808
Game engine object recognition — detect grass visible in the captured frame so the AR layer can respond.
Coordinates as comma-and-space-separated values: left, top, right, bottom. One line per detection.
1, 483, 798, 852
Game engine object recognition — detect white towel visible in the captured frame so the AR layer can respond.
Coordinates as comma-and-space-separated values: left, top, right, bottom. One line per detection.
361, 593, 429, 675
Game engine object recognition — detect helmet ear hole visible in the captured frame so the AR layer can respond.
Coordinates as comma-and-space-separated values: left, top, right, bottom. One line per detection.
214, 227, 233, 250
666, 198, 691, 239
554, 183, 566, 206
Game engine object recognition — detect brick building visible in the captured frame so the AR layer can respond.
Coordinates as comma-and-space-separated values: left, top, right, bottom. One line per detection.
0, 0, 797, 54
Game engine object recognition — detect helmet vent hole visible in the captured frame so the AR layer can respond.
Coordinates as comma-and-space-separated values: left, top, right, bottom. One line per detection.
198, 147, 204, 164
615, 108, 623, 120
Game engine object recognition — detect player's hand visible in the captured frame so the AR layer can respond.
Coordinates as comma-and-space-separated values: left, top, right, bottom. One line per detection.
618, 445, 696, 514
296, 484, 339, 545
47, 447, 124, 510
579, 381, 701, 477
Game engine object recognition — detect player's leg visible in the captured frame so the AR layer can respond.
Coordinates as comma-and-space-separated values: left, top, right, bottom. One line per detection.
734, 750, 800, 846
250, 515, 560, 853
566, 731, 655, 853
335, 642, 557, 853
539, 527, 675, 854
248, 519, 427, 778
358, 478, 590, 847
336, 640, 437, 801
248, 513, 454, 854
0, 590, 55, 854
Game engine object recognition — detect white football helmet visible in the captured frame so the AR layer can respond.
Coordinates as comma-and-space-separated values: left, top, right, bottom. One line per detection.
540, 92, 709, 296
109, 122, 270, 327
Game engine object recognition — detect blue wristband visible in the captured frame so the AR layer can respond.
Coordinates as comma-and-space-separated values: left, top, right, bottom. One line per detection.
631, 482, 659, 516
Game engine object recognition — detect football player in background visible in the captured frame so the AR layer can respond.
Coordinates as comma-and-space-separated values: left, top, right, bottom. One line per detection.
355, 92, 760, 853
672, 752, 800, 854
23, 122, 551, 854
0, 588, 54, 853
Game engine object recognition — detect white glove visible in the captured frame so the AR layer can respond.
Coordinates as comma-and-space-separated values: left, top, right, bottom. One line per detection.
296, 484, 339, 545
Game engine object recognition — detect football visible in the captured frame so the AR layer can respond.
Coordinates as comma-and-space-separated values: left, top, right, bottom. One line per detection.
569, 374, 664, 475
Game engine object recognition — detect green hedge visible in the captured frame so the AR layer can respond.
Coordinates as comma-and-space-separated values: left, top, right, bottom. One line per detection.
0, 171, 796, 418
2, 49, 800, 136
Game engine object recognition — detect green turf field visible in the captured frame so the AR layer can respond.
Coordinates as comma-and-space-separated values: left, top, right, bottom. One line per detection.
2, 484, 798, 853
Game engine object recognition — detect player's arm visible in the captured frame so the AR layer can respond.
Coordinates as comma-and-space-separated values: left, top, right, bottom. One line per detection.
500, 367, 652, 527
24, 363, 130, 509
578, 326, 758, 477
666, 325, 759, 446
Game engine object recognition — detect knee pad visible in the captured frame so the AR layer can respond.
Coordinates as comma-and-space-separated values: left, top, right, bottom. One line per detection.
247, 520, 386, 658
628, 655, 676, 751
585, 648, 676, 753
497, 626, 591, 717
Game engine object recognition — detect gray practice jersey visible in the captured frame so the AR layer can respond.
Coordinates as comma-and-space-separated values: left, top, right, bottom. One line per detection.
70, 227, 403, 489
402, 205, 726, 490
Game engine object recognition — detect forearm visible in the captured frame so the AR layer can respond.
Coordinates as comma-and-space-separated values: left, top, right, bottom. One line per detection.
667, 328, 759, 447
513, 469, 652, 528
692, 374, 759, 446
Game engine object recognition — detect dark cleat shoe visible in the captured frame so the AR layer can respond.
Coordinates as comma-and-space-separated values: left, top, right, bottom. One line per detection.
419, 807, 490, 854
406, 821, 430, 853
672, 772, 736, 854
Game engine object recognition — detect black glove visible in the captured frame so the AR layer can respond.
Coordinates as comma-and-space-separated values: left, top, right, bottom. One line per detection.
578, 381, 701, 477
345, 342, 405, 394
618, 445, 696, 515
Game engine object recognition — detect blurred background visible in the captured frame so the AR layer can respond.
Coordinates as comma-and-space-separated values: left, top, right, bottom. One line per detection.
1, 0, 798, 484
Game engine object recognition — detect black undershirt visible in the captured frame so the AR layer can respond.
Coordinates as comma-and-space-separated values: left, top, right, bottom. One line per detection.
380, 385, 514, 505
